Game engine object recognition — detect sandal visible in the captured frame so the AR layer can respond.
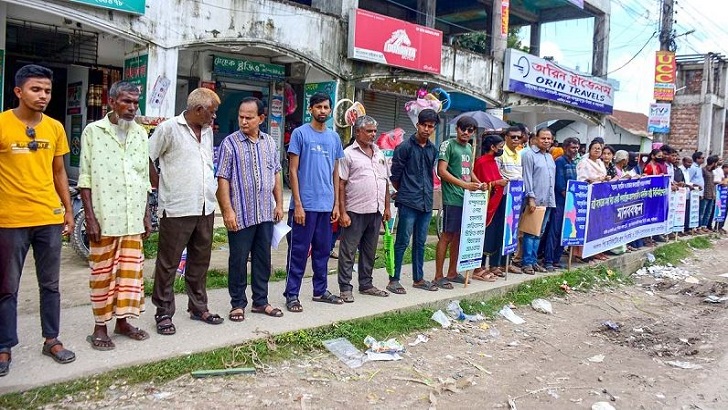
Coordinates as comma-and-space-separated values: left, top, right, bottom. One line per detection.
522, 265, 536, 275
434, 277, 453, 289
190, 311, 224, 325
0, 348, 10, 377
505, 265, 522, 274
113, 325, 149, 341
251, 304, 284, 317
447, 273, 467, 284
286, 298, 303, 312
229, 307, 246, 322
155, 315, 176, 335
42, 339, 76, 363
359, 287, 389, 297
340, 291, 355, 303
86, 335, 115, 351
489, 267, 505, 277
386, 281, 407, 295
472, 272, 497, 282
413, 280, 438, 291
312, 290, 344, 304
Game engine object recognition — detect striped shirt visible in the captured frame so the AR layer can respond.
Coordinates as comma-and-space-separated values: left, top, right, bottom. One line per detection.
216, 130, 281, 229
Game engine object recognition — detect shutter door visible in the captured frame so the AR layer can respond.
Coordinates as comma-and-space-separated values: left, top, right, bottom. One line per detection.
363, 91, 397, 133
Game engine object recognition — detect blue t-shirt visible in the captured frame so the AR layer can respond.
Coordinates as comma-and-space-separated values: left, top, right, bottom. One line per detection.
287, 123, 344, 212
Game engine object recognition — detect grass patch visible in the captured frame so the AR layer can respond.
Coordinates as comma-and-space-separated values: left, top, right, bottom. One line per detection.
0, 265, 626, 409
653, 237, 713, 265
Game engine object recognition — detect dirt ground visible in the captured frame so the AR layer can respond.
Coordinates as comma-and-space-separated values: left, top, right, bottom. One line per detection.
44, 238, 728, 410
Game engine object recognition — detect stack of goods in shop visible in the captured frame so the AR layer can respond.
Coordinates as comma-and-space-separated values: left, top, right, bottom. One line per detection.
86, 67, 122, 122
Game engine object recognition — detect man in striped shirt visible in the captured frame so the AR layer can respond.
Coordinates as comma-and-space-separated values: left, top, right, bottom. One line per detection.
216, 97, 284, 321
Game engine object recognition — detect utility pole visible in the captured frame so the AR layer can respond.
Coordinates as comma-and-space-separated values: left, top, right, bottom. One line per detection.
654, 0, 675, 144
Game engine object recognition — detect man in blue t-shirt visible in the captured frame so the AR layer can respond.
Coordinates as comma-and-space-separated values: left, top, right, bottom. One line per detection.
285, 92, 345, 312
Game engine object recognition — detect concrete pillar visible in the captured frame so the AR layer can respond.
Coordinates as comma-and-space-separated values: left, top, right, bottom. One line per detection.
524, 111, 538, 133
491, 0, 507, 62
144, 45, 178, 118
711, 107, 725, 156
698, 56, 713, 154
530, 23, 541, 57
417, 0, 436, 28
592, 13, 609, 76
312, 0, 359, 18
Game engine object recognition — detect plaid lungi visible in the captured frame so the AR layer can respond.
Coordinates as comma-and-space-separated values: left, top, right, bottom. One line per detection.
89, 235, 145, 324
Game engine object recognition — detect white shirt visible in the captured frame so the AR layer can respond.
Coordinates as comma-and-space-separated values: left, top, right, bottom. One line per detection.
713, 167, 724, 183
149, 112, 217, 217
679, 165, 691, 185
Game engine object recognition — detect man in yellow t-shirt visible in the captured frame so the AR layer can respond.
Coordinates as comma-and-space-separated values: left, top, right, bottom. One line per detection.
0, 64, 76, 377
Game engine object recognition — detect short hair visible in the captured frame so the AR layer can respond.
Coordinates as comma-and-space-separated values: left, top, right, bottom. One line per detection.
187, 88, 220, 109
504, 126, 521, 135
660, 144, 675, 154
109, 81, 141, 99
354, 115, 377, 131
308, 92, 331, 108
456, 116, 477, 130
536, 127, 553, 137
482, 134, 504, 154
683, 156, 693, 162
692, 151, 703, 162
15, 64, 53, 88
516, 123, 528, 135
418, 108, 440, 125
239, 96, 264, 116
588, 139, 603, 150
562, 137, 580, 148
707, 155, 720, 166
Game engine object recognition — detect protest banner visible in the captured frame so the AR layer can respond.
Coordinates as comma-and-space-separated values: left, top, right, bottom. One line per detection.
560, 180, 589, 246
582, 176, 670, 257
457, 189, 488, 272
689, 190, 700, 228
714, 185, 728, 223
672, 188, 688, 233
501, 180, 523, 256
666, 188, 677, 234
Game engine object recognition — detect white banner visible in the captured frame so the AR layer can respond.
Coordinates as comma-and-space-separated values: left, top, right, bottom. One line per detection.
457, 190, 488, 272
689, 190, 700, 228
672, 188, 688, 232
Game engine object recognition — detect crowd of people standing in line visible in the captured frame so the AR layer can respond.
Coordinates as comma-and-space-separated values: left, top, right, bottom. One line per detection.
3, 63, 727, 379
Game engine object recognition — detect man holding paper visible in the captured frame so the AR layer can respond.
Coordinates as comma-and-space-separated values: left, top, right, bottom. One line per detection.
216, 97, 284, 321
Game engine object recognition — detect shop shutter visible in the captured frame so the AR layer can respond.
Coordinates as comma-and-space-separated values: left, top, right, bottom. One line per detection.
362, 91, 397, 133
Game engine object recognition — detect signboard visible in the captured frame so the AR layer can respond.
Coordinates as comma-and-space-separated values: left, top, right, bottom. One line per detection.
654, 51, 676, 101
69, 115, 83, 167
503, 48, 614, 114
501, 0, 510, 38
123, 54, 148, 115
647, 103, 671, 133
582, 176, 670, 257
269, 93, 284, 144
689, 190, 700, 228
348, 8, 442, 74
69, 0, 146, 15
560, 180, 589, 246
501, 180, 523, 255
457, 190, 488, 272
303, 81, 337, 128
212, 56, 285, 81
715, 185, 728, 223
67, 82, 83, 115
672, 188, 688, 232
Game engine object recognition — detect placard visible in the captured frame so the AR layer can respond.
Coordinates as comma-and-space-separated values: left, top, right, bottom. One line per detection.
457, 190, 488, 272
560, 180, 589, 246
501, 180, 523, 255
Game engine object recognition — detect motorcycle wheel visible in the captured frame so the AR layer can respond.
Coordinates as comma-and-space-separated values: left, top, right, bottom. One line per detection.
71, 210, 90, 260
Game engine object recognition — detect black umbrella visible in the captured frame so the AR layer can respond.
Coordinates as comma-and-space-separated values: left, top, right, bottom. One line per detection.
449, 110, 509, 130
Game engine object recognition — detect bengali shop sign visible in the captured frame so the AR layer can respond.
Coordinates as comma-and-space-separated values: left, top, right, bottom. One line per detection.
457, 190, 488, 272
348, 8, 442, 74
654, 51, 676, 101
560, 180, 589, 246
501, 180, 523, 255
582, 176, 670, 257
504, 48, 614, 114
501, 0, 510, 38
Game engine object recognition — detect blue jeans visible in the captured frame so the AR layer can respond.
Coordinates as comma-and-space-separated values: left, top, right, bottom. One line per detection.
0, 225, 63, 349
392, 204, 432, 283
523, 207, 552, 267
699, 198, 715, 228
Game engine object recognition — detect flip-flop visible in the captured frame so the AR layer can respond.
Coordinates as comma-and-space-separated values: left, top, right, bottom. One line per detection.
86, 335, 115, 351
434, 277, 454, 289
386, 281, 407, 294
413, 280, 438, 291
447, 273, 467, 284
113, 326, 150, 341
312, 290, 344, 304
251, 304, 284, 317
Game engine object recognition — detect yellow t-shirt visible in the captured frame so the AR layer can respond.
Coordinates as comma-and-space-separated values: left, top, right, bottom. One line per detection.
0, 110, 70, 227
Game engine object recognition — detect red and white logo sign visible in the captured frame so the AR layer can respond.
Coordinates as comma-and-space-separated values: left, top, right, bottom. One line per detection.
348, 8, 442, 74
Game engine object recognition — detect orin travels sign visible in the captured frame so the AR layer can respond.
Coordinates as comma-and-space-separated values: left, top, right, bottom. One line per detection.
654, 51, 676, 101
503, 48, 614, 114
348, 8, 442, 74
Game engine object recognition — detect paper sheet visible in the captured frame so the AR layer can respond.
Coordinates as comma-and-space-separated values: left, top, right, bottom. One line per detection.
272, 220, 291, 250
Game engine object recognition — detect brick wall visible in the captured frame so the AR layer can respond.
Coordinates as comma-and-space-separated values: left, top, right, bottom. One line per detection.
668, 104, 700, 153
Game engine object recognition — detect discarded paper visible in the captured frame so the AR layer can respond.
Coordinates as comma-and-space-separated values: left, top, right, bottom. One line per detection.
499, 306, 525, 324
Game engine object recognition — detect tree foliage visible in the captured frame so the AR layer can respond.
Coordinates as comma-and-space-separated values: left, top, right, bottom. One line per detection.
454, 27, 530, 54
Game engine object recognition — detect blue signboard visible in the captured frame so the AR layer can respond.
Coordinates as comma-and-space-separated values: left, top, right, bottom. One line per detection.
501, 180, 523, 256
560, 180, 589, 247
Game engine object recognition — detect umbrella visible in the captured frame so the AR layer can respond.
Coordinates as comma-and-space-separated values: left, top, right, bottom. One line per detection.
449, 110, 509, 130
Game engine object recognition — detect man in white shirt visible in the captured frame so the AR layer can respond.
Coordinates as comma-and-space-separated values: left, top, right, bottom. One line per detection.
148, 88, 223, 335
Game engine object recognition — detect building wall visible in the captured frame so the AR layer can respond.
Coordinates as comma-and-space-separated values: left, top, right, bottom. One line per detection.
668, 104, 701, 153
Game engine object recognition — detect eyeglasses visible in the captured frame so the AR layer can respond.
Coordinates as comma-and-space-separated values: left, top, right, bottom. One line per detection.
459, 127, 476, 134
507, 134, 521, 139
26, 127, 38, 151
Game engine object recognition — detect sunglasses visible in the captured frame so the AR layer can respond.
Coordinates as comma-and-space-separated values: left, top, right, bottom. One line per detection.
26, 127, 38, 151
459, 127, 476, 134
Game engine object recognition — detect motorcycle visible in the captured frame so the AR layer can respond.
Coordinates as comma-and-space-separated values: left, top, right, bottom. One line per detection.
68, 181, 159, 260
